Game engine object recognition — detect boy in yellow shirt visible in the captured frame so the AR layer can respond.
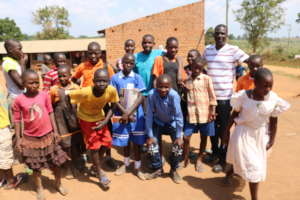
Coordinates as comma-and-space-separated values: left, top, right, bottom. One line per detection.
61, 69, 119, 190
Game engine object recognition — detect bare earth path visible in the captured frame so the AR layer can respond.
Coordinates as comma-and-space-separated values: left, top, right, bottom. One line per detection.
0, 66, 299, 200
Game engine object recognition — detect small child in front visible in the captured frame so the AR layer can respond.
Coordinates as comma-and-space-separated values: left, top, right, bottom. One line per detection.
223, 68, 290, 200
182, 57, 217, 170
145, 74, 184, 184
111, 53, 146, 180
61, 69, 119, 190
13, 69, 69, 200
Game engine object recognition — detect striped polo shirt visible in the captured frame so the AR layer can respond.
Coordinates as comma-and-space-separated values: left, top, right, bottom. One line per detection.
204, 44, 249, 100
43, 67, 58, 90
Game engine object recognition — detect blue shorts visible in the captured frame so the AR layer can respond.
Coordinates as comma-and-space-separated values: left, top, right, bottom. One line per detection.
184, 121, 215, 137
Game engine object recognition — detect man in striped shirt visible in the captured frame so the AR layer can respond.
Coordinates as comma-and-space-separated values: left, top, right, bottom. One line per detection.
203, 24, 249, 173
43, 53, 67, 90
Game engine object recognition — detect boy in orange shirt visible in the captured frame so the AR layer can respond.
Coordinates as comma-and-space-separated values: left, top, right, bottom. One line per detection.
236, 55, 263, 92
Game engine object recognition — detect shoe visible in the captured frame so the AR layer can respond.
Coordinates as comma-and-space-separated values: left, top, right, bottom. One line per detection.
135, 169, 146, 181
144, 168, 162, 180
115, 164, 129, 176
212, 164, 223, 173
170, 170, 182, 184
203, 154, 219, 164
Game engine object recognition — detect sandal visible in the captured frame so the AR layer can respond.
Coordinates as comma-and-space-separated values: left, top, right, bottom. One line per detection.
99, 174, 111, 191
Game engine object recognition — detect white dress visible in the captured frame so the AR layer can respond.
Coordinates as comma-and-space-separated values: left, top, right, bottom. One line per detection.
226, 90, 290, 183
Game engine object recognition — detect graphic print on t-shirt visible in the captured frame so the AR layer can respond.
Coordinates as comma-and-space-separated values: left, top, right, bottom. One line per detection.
29, 103, 43, 122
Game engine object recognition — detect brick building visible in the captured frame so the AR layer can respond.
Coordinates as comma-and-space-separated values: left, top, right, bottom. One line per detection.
98, 0, 205, 65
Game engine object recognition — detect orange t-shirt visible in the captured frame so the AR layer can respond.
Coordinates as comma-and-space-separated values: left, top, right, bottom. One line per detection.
72, 59, 114, 87
236, 73, 255, 92
49, 82, 80, 103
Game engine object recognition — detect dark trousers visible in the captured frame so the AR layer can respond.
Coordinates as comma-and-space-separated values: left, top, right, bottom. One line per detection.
210, 100, 232, 165
149, 123, 181, 171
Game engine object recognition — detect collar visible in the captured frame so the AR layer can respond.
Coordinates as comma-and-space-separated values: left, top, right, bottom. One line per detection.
119, 71, 135, 78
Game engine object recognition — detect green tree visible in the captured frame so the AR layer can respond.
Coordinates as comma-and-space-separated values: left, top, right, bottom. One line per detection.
235, 0, 285, 52
0, 18, 25, 41
296, 13, 300, 23
205, 27, 214, 45
33, 5, 71, 39
228, 33, 235, 40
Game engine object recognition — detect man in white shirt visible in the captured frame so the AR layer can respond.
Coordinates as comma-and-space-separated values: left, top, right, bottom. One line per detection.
203, 24, 249, 173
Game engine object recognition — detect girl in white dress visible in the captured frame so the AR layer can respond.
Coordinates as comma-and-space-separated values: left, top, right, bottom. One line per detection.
222, 68, 290, 200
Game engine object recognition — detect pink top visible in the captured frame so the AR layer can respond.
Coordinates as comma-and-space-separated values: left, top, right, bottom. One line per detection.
12, 91, 53, 137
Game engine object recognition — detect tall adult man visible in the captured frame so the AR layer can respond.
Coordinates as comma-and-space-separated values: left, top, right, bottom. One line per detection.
203, 24, 249, 173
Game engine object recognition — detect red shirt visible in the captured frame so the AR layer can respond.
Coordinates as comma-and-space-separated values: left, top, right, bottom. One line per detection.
43, 67, 58, 90
12, 91, 53, 137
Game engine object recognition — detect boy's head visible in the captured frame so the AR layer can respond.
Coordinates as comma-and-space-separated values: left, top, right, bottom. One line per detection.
4, 39, 23, 60
187, 49, 201, 65
156, 74, 172, 98
254, 68, 273, 97
43, 54, 53, 66
22, 69, 39, 94
165, 37, 179, 58
214, 24, 227, 47
122, 53, 135, 76
124, 39, 135, 54
248, 55, 263, 78
87, 42, 102, 65
142, 34, 155, 54
53, 53, 67, 67
93, 69, 109, 92
57, 64, 72, 87
191, 57, 207, 78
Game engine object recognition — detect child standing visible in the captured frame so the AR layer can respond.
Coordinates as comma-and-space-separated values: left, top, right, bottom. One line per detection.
223, 68, 289, 200
62, 69, 119, 190
152, 37, 186, 92
13, 69, 68, 200
49, 65, 85, 176
183, 57, 217, 170
114, 39, 136, 72
236, 55, 263, 92
111, 53, 146, 180
145, 74, 184, 184
134, 34, 163, 96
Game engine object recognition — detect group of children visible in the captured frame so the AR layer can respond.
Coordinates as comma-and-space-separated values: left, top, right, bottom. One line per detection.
0, 31, 290, 200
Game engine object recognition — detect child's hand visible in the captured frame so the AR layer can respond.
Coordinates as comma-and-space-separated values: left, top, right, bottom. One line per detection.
174, 138, 183, 147
15, 139, 22, 153
53, 132, 61, 144
120, 114, 129, 124
92, 120, 107, 131
208, 106, 216, 121
146, 137, 155, 147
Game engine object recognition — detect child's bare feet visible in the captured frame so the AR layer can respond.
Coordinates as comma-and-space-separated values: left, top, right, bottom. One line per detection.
36, 188, 45, 200
195, 158, 204, 172
56, 184, 68, 196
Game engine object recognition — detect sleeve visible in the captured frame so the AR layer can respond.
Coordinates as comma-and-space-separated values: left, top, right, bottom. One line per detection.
72, 65, 83, 79
12, 98, 21, 122
271, 95, 290, 117
230, 90, 245, 112
69, 88, 86, 104
145, 95, 154, 138
107, 65, 115, 79
110, 76, 118, 89
109, 87, 119, 103
173, 94, 183, 138
43, 72, 52, 91
207, 77, 217, 106
44, 92, 53, 113
152, 56, 164, 78
136, 75, 146, 92
234, 47, 249, 63
3, 60, 18, 72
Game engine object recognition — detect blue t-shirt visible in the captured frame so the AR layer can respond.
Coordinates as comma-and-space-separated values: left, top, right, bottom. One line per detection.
134, 49, 163, 96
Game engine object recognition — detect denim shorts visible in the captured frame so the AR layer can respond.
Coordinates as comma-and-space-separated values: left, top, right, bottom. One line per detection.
184, 121, 215, 137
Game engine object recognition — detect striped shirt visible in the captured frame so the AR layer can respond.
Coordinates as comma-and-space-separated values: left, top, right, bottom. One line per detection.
204, 44, 249, 100
43, 67, 58, 90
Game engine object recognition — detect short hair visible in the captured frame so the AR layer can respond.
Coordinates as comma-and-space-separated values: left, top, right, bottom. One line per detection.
88, 42, 101, 50
254, 68, 272, 82
248, 54, 263, 62
188, 49, 201, 57
94, 68, 108, 77
193, 56, 207, 66
22, 69, 38, 80
4, 39, 20, 52
142, 34, 155, 41
157, 74, 172, 85
166, 37, 178, 46
124, 39, 135, 46
53, 52, 66, 60
215, 24, 227, 32
122, 53, 135, 61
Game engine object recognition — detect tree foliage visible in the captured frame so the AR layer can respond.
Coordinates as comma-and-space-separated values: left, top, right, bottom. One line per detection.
205, 27, 214, 45
296, 13, 300, 23
0, 18, 25, 41
33, 5, 71, 40
235, 0, 285, 52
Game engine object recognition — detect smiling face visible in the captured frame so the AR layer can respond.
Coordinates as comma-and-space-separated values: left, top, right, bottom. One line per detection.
142, 35, 155, 54
122, 54, 135, 76
58, 67, 71, 87
157, 77, 171, 98
187, 50, 199, 65
23, 72, 40, 95
54, 54, 67, 66
93, 71, 109, 93
124, 40, 135, 54
87, 44, 101, 65
166, 39, 178, 59
214, 26, 227, 48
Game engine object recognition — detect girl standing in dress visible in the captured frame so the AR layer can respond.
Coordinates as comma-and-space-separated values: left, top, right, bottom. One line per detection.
222, 68, 290, 200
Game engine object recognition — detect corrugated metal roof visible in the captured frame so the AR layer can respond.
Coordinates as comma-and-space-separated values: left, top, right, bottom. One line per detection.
0, 38, 106, 54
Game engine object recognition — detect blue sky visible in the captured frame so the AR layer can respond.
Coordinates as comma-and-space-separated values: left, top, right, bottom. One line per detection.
0, 0, 298, 38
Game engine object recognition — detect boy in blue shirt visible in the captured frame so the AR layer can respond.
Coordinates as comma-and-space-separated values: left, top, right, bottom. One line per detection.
145, 74, 183, 184
134, 34, 163, 96
111, 53, 146, 180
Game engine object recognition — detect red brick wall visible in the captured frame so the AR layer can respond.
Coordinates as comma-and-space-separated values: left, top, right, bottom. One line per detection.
104, 0, 205, 65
